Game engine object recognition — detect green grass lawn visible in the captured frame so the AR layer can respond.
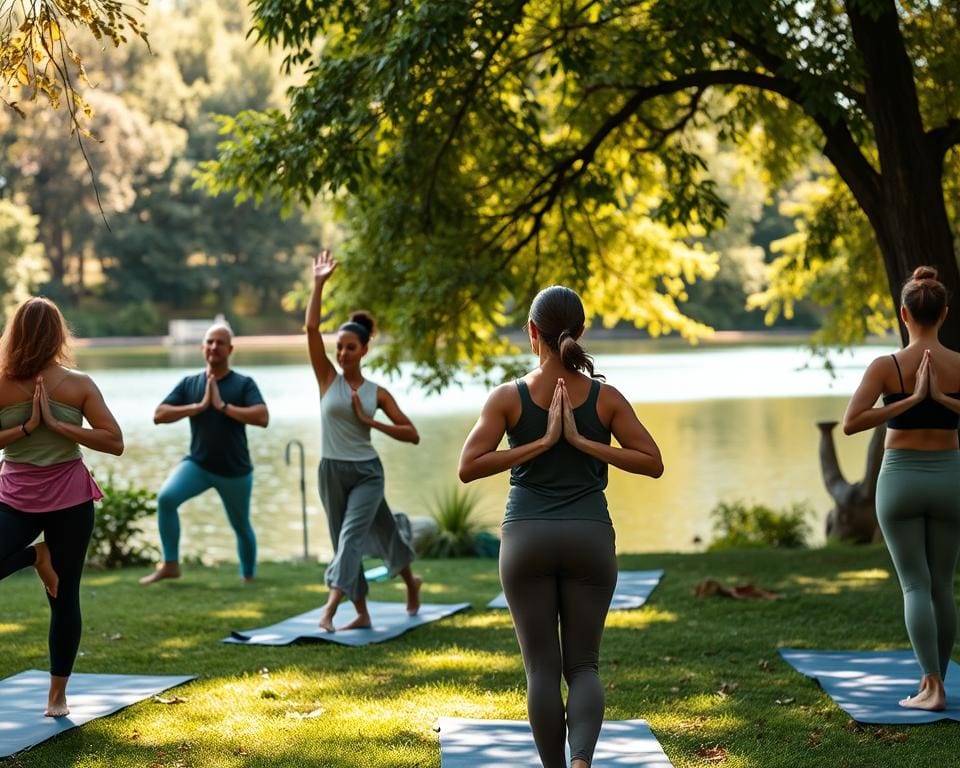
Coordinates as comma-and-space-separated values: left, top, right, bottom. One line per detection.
1, 546, 958, 767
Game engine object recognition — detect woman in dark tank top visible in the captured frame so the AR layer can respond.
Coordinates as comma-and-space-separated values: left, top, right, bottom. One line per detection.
459, 286, 663, 768
844, 266, 960, 712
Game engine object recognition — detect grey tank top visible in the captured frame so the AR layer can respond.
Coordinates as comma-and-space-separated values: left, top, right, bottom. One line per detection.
320, 374, 380, 461
504, 378, 611, 524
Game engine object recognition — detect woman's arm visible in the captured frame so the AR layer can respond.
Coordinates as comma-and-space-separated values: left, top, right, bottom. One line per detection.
42, 375, 124, 455
306, 250, 338, 392
0, 379, 41, 450
458, 381, 562, 483
352, 387, 419, 444
562, 380, 663, 477
842, 355, 923, 435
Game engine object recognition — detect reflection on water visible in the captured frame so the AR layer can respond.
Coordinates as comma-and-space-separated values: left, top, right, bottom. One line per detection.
72, 341, 890, 562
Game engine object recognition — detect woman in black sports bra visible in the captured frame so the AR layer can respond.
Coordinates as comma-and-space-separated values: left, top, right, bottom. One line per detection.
843, 265, 960, 711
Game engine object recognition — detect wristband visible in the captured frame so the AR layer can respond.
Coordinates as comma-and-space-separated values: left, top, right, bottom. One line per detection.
20, 421, 31, 437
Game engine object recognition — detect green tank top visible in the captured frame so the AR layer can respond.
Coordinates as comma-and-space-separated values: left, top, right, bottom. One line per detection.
504, 378, 611, 524
0, 400, 83, 465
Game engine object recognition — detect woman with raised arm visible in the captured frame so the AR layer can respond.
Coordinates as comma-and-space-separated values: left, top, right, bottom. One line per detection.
843, 266, 960, 712
306, 249, 422, 632
0, 297, 123, 716
458, 286, 663, 768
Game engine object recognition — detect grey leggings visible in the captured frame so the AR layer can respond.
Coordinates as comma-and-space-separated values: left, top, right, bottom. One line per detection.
500, 519, 617, 767
876, 448, 960, 677
318, 458, 415, 602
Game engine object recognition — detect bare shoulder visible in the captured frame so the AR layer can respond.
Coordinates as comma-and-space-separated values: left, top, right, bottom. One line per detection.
487, 381, 520, 409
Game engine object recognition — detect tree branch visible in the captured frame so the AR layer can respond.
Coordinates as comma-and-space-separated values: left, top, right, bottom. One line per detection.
928, 117, 960, 157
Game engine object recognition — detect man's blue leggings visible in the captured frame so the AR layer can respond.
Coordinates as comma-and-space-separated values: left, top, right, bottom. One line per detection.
157, 460, 256, 578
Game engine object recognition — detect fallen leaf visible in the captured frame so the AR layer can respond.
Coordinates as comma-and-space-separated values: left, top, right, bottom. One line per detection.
107, 633, 123, 641
153, 695, 186, 705
757, 660, 771, 672
807, 731, 823, 747
775, 697, 795, 705
696, 745, 727, 762
716, 681, 739, 696
676, 716, 709, 732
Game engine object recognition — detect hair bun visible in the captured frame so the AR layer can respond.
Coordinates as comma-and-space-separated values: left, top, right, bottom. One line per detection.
912, 266, 938, 281
348, 310, 376, 336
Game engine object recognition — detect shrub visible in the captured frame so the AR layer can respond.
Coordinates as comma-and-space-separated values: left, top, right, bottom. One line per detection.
87, 477, 159, 569
419, 486, 484, 558
707, 500, 813, 551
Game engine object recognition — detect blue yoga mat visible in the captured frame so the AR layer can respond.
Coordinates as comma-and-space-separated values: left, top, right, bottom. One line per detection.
780, 649, 960, 724
0, 670, 196, 758
224, 600, 470, 647
438, 717, 673, 767
487, 569, 664, 610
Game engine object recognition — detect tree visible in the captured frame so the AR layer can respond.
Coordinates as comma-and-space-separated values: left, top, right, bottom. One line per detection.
0, 0, 148, 131
202, 0, 960, 386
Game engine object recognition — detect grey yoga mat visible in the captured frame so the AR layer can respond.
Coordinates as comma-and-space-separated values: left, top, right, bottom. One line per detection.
780, 649, 960, 724
438, 717, 674, 767
0, 669, 196, 758
224, 600, 470, 646
487, 569, 664, 610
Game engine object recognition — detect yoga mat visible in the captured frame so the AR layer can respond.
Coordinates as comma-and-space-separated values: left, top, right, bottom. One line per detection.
438, 717, 674, 767
780, 649, 960, 724
487, 569, 664, 610
224, 601, 470, 647
0, 670, 196, 758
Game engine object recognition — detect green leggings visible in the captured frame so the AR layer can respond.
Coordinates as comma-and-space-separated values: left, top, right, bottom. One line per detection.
876, 449, 960, 677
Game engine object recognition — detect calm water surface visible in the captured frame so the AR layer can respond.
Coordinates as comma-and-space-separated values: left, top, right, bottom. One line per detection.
72, 341, 890, 564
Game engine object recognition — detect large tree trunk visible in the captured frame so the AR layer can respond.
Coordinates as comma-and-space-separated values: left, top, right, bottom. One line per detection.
844, 0, 960, 347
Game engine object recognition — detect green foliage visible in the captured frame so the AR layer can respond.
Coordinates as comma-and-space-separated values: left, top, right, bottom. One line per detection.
86, 476, 158, 569
203, 0, 960, 381
0, 199, 48, 313
419, 486, 484, 559
707, 499, 812, 551
64, 300, 163, 337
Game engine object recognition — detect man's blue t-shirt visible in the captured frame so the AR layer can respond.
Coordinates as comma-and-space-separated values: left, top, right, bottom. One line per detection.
161, 370, 266, 477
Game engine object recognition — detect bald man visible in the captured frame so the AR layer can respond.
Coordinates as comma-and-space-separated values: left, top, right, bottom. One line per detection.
140, 324, 269, 585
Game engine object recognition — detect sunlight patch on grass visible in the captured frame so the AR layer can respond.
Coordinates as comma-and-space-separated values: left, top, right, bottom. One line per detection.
403, 647, 515, 674
0, 622, 25, 635
210, 607, 265, 620
837, 568, 889, 583
605, 607, 678, 628
85, 574, 124, 586
452, 612, 512, 629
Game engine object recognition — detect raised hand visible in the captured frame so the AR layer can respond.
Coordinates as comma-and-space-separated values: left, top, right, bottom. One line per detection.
543, 379, 563, 448
560, 379, 581, 446
313, 249, 338, 284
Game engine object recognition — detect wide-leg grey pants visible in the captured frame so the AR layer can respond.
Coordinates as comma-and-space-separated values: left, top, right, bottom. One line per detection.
318, 457, 416, 602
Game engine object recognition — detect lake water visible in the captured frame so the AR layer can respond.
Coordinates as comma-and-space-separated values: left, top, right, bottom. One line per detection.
71, 340, 891, 563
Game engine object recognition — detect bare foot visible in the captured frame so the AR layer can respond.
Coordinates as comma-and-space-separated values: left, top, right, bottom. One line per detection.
406, 576, 422, 616
571, 760, 589, 768
318, 612, 336, 633
33, 542, 59, 598
339, 612, 372, 631
899, 688, 946, 711
45, 676, 69, 717
139, 562, 181, 585
242, 576, 255, 585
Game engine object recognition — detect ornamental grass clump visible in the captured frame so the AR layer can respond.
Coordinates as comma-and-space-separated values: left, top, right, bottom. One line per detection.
420, 486, 484, 558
